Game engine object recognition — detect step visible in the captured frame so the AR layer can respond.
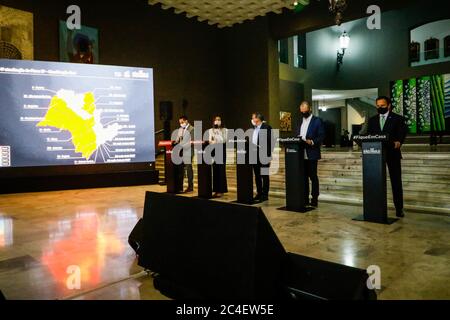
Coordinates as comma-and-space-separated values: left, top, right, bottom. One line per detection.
223, 186, 450, 216
160, 170, 450, 191
167, 175, 450, 203
155, 151, 450, 215
160, 168, 450, 188
157, 155, 450, 167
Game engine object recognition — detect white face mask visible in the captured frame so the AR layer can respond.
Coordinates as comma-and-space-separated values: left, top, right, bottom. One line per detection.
251, 119, 257, 127
181, 122, 187, 129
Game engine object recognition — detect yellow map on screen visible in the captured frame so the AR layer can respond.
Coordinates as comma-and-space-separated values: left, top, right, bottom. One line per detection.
37, 90, 120, 160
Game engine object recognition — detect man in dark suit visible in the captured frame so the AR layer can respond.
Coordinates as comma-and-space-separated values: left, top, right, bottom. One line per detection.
176, 115, 195, 193
250, 112, 273, 202
367, 96, 408, 218
296, 101, 325, 207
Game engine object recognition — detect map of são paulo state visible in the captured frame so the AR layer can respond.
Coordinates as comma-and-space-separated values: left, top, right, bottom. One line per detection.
37, 89, 120, 160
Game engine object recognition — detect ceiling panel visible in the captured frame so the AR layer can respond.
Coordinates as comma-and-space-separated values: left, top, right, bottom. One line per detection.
148, 0, 310, 28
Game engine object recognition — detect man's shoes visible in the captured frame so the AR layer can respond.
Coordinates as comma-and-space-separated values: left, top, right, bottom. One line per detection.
310, 198, 318, 208
184, 187, 194, 193
396, 210, 405, 218
260, 195, 269, 202
253, 195, 262, 203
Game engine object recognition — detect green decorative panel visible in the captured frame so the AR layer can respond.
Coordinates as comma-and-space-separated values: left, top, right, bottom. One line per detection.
444, 74, 450, 119
391, 80, 404, 115
417, 76, 431, 133
431, 75, 446, 132
403, 78, 417, 134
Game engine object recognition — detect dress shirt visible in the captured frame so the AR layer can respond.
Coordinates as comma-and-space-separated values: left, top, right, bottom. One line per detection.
380, 111, 390, 131
300, 114, 313, 160
252, 123, 262, 146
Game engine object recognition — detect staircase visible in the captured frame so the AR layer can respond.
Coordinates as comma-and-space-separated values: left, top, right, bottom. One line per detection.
347, 98, 378, 121
155, 147, 450, 216
403, 134, 450, 145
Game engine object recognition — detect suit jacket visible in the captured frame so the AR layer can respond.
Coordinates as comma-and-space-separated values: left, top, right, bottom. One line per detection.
296, 116, 325, 160
176, 124, 195, 159
250, 122, 273, 166
366, 111, 407, 160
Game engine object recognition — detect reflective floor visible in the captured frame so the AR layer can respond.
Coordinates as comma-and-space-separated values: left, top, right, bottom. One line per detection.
0, 185, 169, 300
0, 185, 449, 300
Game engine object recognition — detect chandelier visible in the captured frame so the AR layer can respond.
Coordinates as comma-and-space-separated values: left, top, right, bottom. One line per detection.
329, 0, 348, 26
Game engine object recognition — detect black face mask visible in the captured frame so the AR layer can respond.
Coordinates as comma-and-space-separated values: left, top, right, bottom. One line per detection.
377, 107, 388, 115
213, 124, 219, 129
301, 112, 311, 118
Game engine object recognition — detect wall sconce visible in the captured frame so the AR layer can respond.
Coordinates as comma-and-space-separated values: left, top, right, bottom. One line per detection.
337, 31, 350, 70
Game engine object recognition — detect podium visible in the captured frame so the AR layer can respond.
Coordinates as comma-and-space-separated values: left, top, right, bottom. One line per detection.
158, 140, 183, 194
278, 137, 313, 213
232, 138, 254, 204
193, 141, 213, 199
353, 135, 398, 225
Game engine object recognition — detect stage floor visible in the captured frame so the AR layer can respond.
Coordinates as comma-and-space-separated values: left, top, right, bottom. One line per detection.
0, 185, 449, 300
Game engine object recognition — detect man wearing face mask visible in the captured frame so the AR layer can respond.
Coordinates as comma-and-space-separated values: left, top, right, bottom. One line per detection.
367, 96, 408, 218
296, 101, 325, 207
176, 115, 195, 193
250, 113, 273, 203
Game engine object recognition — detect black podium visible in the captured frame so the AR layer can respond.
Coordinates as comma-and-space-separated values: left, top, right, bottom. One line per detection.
232, 138, 254, 204
353, 135, 398, 225
158, 140, 184, 194
193, 141, 213, 199
278, 137, 313, 213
